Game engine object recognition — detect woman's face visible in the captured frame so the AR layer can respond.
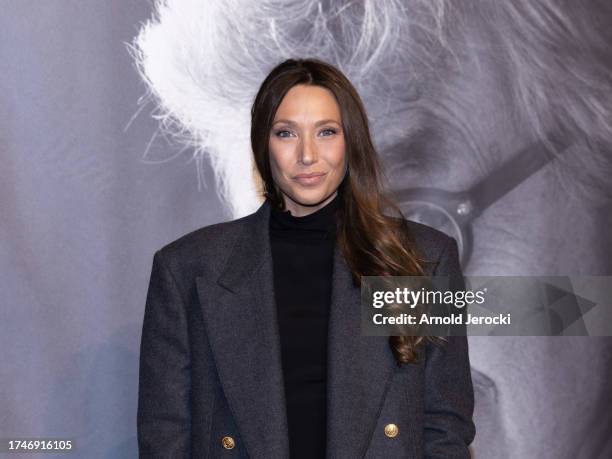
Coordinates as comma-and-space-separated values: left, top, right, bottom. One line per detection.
268, 84, 347, 217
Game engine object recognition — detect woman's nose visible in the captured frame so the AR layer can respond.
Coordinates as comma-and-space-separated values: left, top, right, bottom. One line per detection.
299, 137, 317, 165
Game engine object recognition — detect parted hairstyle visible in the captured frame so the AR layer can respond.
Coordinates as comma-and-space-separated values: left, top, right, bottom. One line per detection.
250, 57, 438, 365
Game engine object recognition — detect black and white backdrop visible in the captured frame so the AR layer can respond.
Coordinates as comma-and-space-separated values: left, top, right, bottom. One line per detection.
2, 1, 611, 457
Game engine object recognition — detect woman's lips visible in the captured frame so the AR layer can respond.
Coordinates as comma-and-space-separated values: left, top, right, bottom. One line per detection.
293, 172, 327, 186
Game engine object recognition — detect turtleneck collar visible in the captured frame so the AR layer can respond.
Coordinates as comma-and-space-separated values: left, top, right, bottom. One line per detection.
269, 193, 340, 240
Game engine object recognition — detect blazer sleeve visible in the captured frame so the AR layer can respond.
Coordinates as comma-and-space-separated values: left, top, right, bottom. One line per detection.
137, 250, 191, 458
423, 235, 476, 458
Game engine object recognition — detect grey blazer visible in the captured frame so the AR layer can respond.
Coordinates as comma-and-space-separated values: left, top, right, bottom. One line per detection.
137, 199, 476, 458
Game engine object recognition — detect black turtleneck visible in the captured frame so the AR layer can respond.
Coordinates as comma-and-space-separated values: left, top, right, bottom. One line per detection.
269, 193, 340, 459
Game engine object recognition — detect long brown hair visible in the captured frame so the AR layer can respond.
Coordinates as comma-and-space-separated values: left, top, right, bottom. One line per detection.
251, 58, 435, 365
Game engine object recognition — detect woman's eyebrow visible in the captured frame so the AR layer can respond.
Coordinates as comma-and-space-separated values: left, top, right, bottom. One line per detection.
272, 118, 341, 127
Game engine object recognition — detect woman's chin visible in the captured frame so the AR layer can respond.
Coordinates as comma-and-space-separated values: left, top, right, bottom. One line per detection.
286, 188, 334, 206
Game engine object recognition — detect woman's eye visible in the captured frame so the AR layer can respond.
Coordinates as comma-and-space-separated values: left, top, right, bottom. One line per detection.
273, 128, 337, 138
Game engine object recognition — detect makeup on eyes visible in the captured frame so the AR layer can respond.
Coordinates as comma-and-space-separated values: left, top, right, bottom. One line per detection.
272, 127, 339, 138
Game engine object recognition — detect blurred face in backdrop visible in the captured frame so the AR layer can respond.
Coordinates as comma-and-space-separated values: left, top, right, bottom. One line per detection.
268, 84, 347, 217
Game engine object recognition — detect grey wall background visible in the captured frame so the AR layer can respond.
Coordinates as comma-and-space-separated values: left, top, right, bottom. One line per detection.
1, 1, 611, 458
0, 1, 225, 457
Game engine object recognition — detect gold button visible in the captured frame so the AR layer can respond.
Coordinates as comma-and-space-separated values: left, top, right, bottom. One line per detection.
221, 436, 235, 449
384, 423, 399, 438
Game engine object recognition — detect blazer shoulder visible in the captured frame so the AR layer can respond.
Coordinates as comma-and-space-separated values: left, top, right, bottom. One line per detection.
403, 219, 453, 249
397, 218, 456, 273
153, 211, 254, 275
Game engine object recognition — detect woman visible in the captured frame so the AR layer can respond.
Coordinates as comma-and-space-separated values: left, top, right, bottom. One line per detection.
137, 58, 475, 458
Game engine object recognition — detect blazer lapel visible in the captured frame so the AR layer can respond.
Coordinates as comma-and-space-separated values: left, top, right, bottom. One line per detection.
196, 200, 289, 458
326, 243, 399, 459
196, 199, 398, 459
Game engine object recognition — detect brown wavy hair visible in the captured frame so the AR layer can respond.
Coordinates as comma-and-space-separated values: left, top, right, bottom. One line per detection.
250, 57, 435, 365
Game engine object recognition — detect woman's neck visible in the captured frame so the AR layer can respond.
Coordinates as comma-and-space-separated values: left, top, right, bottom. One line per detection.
270, 192, 340, 238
